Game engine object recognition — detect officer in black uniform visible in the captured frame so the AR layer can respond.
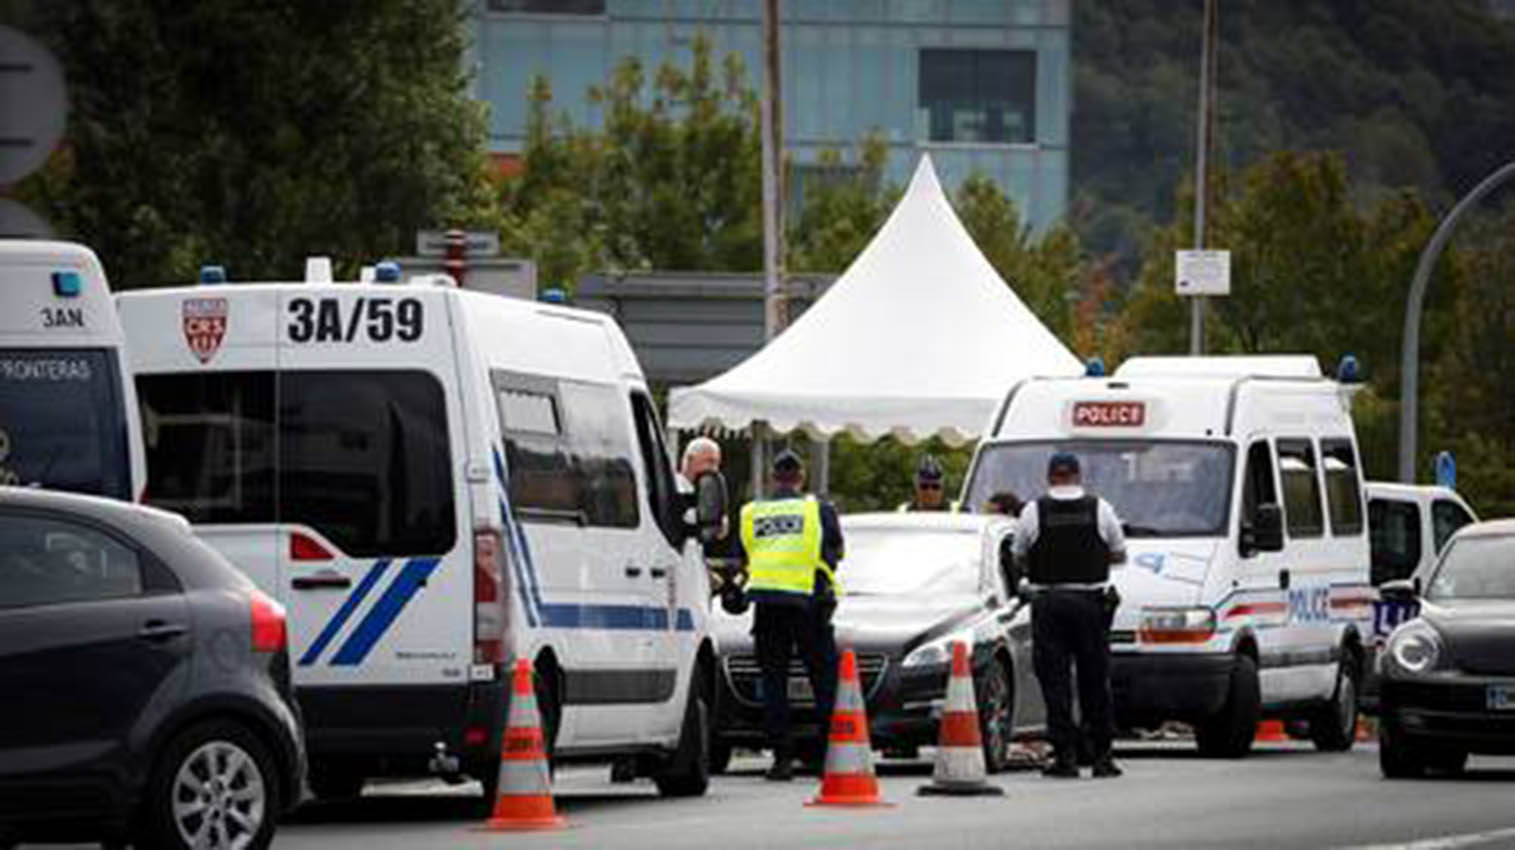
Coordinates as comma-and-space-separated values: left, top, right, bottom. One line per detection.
1013, 452, 1127, 778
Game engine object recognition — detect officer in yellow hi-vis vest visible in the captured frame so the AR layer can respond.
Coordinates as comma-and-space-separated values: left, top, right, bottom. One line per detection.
735, 449, 843, 782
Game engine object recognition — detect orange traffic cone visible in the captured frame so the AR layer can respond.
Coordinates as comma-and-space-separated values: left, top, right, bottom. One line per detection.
1254, 719, 1288, 743
478, 659, 565, 832
1355, 716, 1376, 743
807, 649, 891, 808
918, 641, 1003, 797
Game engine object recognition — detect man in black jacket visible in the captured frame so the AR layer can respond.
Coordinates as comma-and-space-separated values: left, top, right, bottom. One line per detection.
1013, 452, 1127, 779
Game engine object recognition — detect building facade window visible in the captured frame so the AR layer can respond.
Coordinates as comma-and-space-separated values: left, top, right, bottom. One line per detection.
918, 49, 1037, 144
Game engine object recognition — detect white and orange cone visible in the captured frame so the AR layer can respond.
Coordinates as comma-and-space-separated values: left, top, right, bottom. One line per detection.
1254, 719, 1288, 744
807, 649, 891, 808
918, 641, 1004, 796
478, 659, 565, 832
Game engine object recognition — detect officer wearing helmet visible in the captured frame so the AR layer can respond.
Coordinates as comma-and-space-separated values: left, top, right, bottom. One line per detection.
733, 449, 843, 781
898, 454, 961, 512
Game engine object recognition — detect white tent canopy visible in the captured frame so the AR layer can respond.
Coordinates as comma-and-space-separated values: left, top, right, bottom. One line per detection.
668, 154, 1082, 446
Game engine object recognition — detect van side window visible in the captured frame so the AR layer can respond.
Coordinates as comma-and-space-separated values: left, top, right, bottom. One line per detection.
1320, 439, 1364, 536
1369, 498, 1421, 584
493, 373, 638, 529
630, 391, 682, 548
1432, 499, 1474, 553
1276, 439, 1324, 538
1241, 440, 1277, 522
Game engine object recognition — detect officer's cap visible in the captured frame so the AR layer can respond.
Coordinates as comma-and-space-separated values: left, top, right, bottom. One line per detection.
772, 449, 805, 475
1047, 452, 1081, 477
915, 454, 945, 482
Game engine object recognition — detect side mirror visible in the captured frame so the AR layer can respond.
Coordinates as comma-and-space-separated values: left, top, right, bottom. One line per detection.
1380, 578, 1419, 604
693, 470, 728, 540
1251, 503, 1285, 553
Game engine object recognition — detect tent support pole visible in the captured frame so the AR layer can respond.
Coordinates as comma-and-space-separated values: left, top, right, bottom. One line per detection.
812, 436, 830, 497
751, 422, 766, 500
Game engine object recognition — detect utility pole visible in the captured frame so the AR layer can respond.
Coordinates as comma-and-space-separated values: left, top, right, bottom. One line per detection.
755, 0, 785, 498
1190, 0, 1217, 355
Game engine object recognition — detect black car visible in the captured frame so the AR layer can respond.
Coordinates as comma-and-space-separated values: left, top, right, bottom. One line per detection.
713, 512, 1045, 773
1378, 519, 1515, 778
0, 487, 305, 849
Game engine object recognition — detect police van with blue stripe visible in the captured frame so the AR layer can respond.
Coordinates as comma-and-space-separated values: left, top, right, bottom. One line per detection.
964, 355, 1374, 757
117, 263, 721, 802
0, 240, 145, 502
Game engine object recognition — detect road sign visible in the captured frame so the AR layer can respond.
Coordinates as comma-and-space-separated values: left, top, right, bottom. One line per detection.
1175, 249, 1230, 296
415, 229, 500, 257
0, 198, 52, 237
0, 26, 67, 184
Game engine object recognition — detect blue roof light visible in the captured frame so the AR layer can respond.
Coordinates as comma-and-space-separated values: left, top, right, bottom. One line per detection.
199, 265, 227, 285
539, 288, 568, 304
1434, 450, 1457, 489
1336, 354, 1361, 384
374, 261, 402, 284
51, 271, 82, 297
1085, 356, 1107, 378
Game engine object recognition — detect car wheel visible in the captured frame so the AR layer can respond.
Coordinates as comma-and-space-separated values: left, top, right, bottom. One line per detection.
307, 767, 364, 802
1311, 651, 1360, 752
1428, 748, 1469, 775
710, 738, 734, 775
1196, 654, 1260, 759
139, 720, 279, 850
1379, 721, 1428, 779
654, 683, 711, 797
976, 656, 1014, 774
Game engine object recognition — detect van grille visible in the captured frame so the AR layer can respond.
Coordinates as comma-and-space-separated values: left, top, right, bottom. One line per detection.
723, 652, 889, 706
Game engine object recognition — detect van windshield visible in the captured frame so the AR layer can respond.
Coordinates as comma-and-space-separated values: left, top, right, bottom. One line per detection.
0, 349, 131, 500
966, 440, 1235, 537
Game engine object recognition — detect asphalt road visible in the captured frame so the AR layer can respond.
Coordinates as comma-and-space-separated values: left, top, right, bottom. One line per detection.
31, 742, 1515, 849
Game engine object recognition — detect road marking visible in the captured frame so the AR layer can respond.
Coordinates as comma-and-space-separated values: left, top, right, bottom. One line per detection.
1339, 826, 1515, 850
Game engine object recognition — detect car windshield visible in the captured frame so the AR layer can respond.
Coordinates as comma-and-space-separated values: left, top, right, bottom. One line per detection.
0, 349, 131, 500
839, 527, 982, 596
1426, 535, 1515, 600
966, 440, 1234, 537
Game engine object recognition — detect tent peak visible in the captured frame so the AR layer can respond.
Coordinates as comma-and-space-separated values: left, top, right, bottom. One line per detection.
906, 153, 945, 199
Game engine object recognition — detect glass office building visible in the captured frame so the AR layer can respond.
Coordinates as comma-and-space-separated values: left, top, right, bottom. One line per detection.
473, 0, 1071, 231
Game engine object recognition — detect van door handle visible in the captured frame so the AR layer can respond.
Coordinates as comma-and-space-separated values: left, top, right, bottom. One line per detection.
624, 566, 643, 578
293, 572, 352, 590
138, 620, 188, 642
649, 567, 668, 579
1278, 569, 1291, 590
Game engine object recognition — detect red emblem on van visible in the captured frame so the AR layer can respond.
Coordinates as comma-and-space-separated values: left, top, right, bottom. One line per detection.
182, 298, 228, 363
1072, 401, 1146, 427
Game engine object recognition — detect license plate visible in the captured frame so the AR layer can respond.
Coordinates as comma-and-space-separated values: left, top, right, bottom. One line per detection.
788, 677, 815, 702
1488, 684, 1514, 711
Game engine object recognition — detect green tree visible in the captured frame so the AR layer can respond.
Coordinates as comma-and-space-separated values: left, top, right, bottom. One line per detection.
12, 0, 494, 286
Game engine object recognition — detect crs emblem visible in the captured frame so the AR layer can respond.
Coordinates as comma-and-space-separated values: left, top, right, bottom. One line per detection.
182, 297, 228, 363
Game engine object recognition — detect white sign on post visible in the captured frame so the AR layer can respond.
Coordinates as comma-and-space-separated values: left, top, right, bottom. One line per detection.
1175, 249, 1231, 296
415, 230, 500, 257
0, 26, 67, 185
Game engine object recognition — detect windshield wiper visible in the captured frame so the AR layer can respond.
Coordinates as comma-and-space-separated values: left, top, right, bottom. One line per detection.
1121, 524, 1167, 537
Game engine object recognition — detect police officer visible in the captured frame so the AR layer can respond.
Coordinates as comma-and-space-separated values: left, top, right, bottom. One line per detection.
898, 454, 959, 512
1012, 452, 1127, 779
735, 449, 843, 781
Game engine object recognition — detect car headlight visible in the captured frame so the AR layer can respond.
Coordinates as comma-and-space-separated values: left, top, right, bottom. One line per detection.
1138, 607, 1217, 645
903, 629, 975, 669
1385, 622, 1443, 676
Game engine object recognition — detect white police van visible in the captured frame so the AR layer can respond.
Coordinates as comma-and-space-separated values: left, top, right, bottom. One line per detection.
964, 355, 1373, 757
0, 240, 144, 501
116, 265, 719, 801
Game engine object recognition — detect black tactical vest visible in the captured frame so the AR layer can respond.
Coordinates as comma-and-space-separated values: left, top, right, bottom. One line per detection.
1027, 495, 1111, 585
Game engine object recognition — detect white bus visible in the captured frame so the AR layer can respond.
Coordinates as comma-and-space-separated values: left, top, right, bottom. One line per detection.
0, 241, 144, 501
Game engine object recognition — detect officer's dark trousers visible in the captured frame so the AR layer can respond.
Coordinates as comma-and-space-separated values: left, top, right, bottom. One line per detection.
753, 601, 838, 758
1032, 589, 1114, 761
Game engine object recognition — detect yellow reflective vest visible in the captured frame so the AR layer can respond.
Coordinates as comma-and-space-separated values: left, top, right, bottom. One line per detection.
739, 496, 836, 598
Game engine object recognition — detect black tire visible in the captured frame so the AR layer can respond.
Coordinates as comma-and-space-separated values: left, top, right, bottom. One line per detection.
654, 682, 711, 797
137, 720, 281, 850
976, 656, 1015, 774
1196, 655, 1261, 759
1311, 651, 1360, 752
709, 738, 734, 775
307, 766, 365, 802
1379, 722, 1428, 779
1428, 748, 1469, 775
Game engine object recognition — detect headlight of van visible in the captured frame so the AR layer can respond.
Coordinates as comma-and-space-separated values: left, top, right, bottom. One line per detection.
1138, 607, 1217, 645
1385, 622, 1443, 677
903, 629, 975, 669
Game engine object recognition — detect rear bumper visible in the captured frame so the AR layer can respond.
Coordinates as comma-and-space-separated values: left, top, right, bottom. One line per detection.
298, 679, 506, 776
1381, 678, 1515, 754
1111, 652, 1235, 726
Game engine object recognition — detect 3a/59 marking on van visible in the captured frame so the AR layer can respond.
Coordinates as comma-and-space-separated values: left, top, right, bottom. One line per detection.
287, 296, 423, 344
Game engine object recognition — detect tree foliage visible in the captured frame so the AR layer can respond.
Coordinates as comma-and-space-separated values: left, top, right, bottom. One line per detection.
12, 0, 494, 286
